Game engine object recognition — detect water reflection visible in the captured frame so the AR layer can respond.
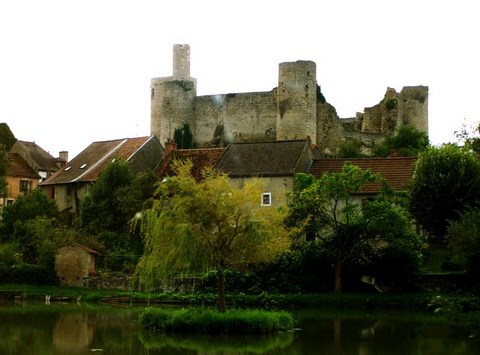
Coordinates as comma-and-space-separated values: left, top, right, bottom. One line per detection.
140, 331, 293, 354
293, 309, 478, 355
53, 313, 93, 353
0, 304, 479, 354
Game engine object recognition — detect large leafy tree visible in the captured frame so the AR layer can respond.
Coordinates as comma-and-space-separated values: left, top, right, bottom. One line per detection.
0, 189, 58, 239
373, 125, 429, 157
288, 163, 421, 292
0, 189, 60, 264
79, 159, 157, 254
446, 207, 480, 278
409, 145, 480, 241
0, 122, 17, 151
136, 161, 291, 311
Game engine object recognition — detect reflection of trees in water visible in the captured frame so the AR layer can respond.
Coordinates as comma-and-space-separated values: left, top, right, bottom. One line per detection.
53, 310, 141, 354
1, 307, 479, 354
139, 331, 294, 354
295, 310, 477, 355
53, 313, 93, 353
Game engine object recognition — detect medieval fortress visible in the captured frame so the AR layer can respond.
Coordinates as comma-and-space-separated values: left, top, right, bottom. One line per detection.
151, 44, 428, 154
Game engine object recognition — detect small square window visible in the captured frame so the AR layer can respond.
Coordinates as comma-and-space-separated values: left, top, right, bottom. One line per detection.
261, 192, 272, 206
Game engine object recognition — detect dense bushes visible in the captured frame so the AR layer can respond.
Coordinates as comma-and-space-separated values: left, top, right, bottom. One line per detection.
140, 307, 294, 334
0, 263, 58, 285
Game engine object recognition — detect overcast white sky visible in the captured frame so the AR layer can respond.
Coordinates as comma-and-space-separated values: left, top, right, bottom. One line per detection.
1, 0, 479, 160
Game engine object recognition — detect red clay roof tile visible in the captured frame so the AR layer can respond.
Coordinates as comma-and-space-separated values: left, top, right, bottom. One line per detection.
309, 157, 416, 194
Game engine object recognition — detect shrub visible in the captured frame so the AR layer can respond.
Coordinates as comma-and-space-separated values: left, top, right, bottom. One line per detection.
10, 264, 58, 285
140, 307, 294, 334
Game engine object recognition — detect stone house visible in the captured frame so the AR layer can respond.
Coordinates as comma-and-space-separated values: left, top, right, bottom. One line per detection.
213, 139, 315, 207
39, 135, 164, 217
1, 153, 40, 206
1, 141, 66, 207
55, 243, 99, 286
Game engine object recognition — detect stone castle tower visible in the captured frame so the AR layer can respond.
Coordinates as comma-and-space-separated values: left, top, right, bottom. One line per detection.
151, 44, 428, 154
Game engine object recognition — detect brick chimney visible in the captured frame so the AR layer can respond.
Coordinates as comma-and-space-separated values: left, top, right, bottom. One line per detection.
164, 140, 177, 156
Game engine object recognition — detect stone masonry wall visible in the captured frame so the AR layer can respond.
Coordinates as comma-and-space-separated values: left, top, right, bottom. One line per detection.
150, 45, 429, 154
192, 91, 277, 147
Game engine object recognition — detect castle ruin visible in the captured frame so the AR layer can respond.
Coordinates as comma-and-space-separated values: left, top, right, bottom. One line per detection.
151, 44, 428, 154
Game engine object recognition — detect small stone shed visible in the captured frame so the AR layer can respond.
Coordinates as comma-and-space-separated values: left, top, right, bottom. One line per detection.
55, 243, 99, 286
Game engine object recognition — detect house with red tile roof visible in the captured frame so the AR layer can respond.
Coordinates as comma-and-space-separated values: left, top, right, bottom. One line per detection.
39, 136, 163, 216
309, 157, 416, 195
156, 142, 225, 181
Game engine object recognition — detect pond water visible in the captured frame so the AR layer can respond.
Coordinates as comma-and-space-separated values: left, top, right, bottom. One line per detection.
0, 301, 478, 354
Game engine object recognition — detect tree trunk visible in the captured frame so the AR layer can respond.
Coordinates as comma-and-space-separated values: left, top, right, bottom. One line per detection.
217, 268, 226, 312
334, 261, 342, 293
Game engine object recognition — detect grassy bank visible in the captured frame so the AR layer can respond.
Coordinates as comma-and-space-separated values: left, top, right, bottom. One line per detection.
1, 284, 477, 313
140, 307, 295, 334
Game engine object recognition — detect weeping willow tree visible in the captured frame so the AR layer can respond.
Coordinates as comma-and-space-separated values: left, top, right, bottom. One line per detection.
135, 160, 291, 311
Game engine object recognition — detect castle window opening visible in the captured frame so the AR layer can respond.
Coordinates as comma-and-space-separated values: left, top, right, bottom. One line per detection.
151, 88, 154, 99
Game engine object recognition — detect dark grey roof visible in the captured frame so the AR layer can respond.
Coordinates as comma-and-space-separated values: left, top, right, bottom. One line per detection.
10, 140, 60, 173
214, 140, 312, 177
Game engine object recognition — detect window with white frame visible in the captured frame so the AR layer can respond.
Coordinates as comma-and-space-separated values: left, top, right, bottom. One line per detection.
261, 192, 272, 206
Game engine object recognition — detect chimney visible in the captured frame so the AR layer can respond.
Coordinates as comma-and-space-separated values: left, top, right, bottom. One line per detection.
164, 140, 177, 156
54, 151, 68, 169
59, 151, 69, 162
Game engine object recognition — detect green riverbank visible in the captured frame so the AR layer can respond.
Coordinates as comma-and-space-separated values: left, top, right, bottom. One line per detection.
1, 284, 477, 312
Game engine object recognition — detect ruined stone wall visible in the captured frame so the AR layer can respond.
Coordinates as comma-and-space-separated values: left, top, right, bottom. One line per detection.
398, 86, 429, 132
316, 101, 343, 154
192, 91, 277, 147
150, 45, 429, 155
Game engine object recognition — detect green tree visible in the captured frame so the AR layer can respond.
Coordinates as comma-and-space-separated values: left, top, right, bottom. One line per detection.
0, 189, 60, 264
373, 125, 429, 157
337, 139, 365, 158
0, 189, 58, 239
446, 207, 480, 278
136, 161, 291, 311
288, 163, 421, 292
79, 159, 157, 256
409, 145, 480, 241
174, 122, 194, 149
455, 120, 480, 153
0, 122, 17, 151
